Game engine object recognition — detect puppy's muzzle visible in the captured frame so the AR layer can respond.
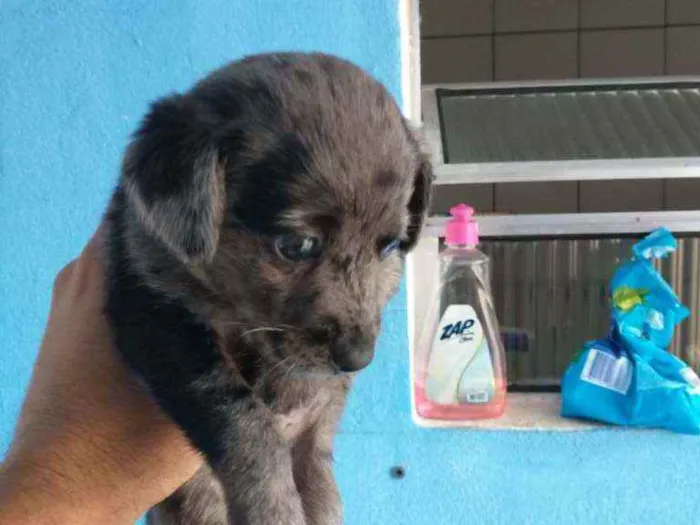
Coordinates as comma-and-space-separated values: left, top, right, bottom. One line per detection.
330, 326, 376, 372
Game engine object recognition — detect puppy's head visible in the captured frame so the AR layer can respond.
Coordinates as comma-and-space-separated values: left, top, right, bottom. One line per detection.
122, 53, 432, 374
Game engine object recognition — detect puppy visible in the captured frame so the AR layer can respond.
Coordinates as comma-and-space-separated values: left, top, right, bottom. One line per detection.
104, 52, 433, 525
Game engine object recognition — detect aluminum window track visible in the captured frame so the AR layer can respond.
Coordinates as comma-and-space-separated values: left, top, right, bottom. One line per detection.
424, 211, 700, 239
424, 77, 700, 186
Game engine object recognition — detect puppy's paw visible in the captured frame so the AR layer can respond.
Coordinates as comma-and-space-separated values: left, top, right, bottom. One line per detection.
303, 488, 342, 525
315, 508, 342, 525
245, 494, 307, 525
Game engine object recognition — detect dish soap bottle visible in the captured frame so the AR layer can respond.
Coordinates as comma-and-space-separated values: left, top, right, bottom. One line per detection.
414, 204, 507, 421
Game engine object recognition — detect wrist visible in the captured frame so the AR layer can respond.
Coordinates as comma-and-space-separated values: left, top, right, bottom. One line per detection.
0, 454, 139, 525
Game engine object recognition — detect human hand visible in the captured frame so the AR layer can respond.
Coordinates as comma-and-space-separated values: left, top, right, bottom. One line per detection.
0, 229, 203, 525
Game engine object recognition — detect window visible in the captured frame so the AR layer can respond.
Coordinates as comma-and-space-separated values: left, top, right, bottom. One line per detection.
414, 1, 700, 425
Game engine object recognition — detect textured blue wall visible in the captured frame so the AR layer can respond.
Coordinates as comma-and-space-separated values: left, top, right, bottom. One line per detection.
1, 1, 699, 525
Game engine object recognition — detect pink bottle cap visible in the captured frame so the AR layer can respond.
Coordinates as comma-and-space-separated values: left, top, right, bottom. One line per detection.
444, 204, 479, 246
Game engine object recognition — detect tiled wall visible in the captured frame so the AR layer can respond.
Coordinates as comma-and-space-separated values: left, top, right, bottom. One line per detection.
421, 0, 700, 214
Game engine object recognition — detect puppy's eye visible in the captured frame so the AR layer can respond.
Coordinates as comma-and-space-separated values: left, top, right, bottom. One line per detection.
274, 234, 322, 261
379, 237, 402, 259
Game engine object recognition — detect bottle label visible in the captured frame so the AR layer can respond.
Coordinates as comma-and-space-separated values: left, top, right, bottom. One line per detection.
424, 304, 496, 405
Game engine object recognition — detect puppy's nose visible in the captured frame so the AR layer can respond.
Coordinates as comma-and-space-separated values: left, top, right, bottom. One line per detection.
330, 326, 375, 372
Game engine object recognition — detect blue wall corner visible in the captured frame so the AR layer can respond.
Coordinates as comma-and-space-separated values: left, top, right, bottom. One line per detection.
2, 2, 700, 524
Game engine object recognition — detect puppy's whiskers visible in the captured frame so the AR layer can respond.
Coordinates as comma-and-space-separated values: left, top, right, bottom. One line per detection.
240, 326, 287, 339
279, 359, 301, 384
257, 354, 294, 385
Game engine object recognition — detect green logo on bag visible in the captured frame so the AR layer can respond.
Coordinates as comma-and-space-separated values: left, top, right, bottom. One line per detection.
612, 286, 649, 312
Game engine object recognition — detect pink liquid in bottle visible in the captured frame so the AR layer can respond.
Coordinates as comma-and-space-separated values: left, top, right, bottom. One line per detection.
414, 205, 507, 422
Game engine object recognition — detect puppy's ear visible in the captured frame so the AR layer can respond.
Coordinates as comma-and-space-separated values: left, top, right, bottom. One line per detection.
122, 95, 225, 264
404, 128, 435, 251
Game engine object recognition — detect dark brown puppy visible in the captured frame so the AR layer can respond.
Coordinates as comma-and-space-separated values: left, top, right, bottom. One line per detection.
104, 52, 432, 525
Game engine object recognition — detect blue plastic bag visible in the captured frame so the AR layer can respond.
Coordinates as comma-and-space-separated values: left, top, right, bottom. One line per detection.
561, 228, 700, 434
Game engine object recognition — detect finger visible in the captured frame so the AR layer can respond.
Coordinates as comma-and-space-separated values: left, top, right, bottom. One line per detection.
51, 260, 77, 298
83, 222, 106, 257
71, 224, 106, 286
75, 224, 105, 267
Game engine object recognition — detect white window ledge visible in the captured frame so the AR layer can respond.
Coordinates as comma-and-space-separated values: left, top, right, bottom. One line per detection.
414, 393, 602, 430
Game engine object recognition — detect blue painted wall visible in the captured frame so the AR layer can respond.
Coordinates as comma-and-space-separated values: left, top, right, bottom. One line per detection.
1, 1, 699, 524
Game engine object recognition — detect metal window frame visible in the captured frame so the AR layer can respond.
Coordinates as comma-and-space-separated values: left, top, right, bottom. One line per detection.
424, 210, 700, 239
418, 77, 700, 399
423, 77, 700, 186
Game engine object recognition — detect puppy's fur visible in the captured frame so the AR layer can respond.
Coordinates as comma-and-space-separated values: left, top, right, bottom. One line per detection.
104, 52, 432, 525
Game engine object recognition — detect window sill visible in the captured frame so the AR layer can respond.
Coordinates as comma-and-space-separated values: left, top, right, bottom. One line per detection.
414, 393, 604, 430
